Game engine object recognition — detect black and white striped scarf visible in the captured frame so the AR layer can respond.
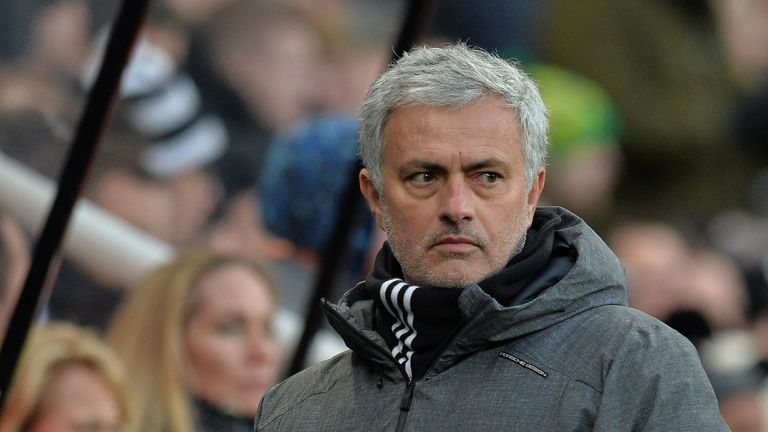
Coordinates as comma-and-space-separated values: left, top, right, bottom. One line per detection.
378, 279, 420, 378
371, 274, 464, 381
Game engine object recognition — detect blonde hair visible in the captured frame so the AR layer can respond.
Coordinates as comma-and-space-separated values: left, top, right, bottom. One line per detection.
107, 249, 277, 432
0, 322, 129, 431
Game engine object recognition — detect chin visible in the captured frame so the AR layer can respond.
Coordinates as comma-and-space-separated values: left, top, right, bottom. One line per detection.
241, 407, 260, 419
439, 264, 493, 287
227, 402, 260, 420
418, 270, 485, 289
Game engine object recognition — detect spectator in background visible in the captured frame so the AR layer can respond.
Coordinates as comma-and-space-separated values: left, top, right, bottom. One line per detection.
543, 0, 750, 226
82, 34, 227, 247
713, 370, 768, 432
108, 249, 281, 432
0, 70, 113, 330
608, 220, 692, 322
710, 0, 768, 96
84, 130, 178, 245
531, 63, 623, 235
203, 0, 402, 317
710, 0, 768, 135
0, 322, 130, 432
0, 212, 29, 345
202, 0, 322, 135
710, 215, 768, 389
710, 0, 768, 207
311, 0, 403, 116
199, 0, 324, 189
15, 0, 92, 91
0, 66, 75, 123
609, 220, 749, 334
1, 3, 229, 332
700, 331, 768, 432
680, 248, 749, 331
169, 0, 329, 275
707, 178, 768, 350
256, 116, 380, 316
47, 128, 173, 330
0, 67, 75, 181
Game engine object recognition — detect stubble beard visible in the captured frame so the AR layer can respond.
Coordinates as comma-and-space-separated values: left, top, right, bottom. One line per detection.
381, 199, 529, 289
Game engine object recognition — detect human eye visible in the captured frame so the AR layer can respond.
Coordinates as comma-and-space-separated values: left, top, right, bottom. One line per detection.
214, 319, 245, 335
477, 172, 502, 185
407, 172, 435, 186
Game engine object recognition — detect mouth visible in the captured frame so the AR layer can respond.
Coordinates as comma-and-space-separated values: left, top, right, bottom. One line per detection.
431, 236, 480, 254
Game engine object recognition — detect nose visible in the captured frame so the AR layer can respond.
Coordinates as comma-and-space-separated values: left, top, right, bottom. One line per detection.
439, 177, 474, 224
246, 329, 280, 364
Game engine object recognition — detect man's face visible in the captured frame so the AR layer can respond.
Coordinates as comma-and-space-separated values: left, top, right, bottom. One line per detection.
360, 97, 545, 288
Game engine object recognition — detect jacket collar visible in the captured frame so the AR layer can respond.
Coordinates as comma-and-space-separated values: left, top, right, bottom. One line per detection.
322, 207, 628, 377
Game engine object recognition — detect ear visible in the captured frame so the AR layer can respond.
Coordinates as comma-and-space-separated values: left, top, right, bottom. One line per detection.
359, 168, 385, 230
525, 169, 546, 224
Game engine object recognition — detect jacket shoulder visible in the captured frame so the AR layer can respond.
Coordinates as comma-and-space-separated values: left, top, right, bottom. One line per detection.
585, 304, 695, 355
522, 304, 705, 392
547, 305, 725, 429
256, 349, 401, 431
586, 307, 726, 430
256, 350, 353, 429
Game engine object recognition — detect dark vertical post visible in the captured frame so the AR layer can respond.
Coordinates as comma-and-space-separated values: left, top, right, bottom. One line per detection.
286, 0, 438, 377
0, 0, 150, 408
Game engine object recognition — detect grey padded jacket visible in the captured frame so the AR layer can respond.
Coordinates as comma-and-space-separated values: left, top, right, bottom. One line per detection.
255, 207, 728, 431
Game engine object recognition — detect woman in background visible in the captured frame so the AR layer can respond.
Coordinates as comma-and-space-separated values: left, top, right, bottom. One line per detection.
108, 249, 281, 432
0, 322, 129, 432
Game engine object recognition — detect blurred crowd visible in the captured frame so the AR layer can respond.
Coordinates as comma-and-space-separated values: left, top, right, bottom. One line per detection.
1, 0, 767, 431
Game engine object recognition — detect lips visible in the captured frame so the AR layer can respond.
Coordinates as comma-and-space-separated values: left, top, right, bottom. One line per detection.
432, 236, 480, 253
435, 236, 476, 245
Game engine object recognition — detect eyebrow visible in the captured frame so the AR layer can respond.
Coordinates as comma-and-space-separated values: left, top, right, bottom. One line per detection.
397, 158, 507, 177
397, 159, 444, 177
463, 158, 506, 172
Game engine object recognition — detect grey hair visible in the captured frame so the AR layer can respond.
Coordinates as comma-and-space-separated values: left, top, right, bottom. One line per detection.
359, 43, 549, 193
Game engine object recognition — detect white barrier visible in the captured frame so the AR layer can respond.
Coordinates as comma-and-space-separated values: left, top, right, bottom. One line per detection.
0, 152, 345, 365
0, 152, 174, 285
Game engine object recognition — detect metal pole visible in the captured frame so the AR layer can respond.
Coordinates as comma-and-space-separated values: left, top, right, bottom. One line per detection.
286, 0, 438, 376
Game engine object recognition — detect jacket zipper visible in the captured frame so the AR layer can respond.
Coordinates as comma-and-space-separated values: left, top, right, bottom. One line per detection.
395, 379, 415, 432
322, 300, 450, 431
392, 324, 465, 431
